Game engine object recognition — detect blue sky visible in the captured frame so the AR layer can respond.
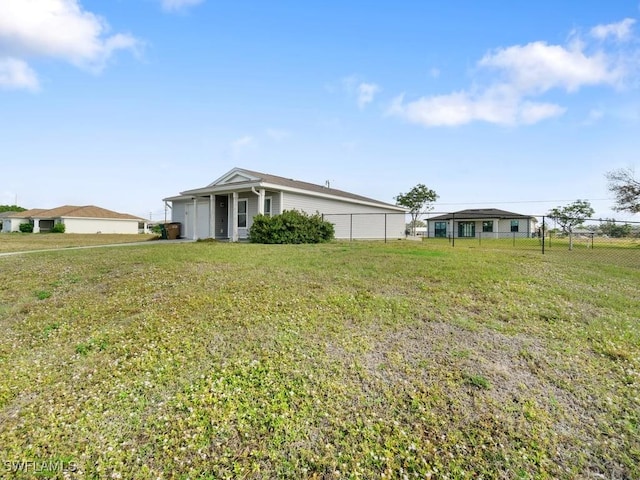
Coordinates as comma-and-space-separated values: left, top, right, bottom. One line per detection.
1, 1, 639, 222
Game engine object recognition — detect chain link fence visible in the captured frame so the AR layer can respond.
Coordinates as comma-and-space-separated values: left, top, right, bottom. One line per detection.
322, 212, 640, 268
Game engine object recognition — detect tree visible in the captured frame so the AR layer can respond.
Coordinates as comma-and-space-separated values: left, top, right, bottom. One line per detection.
548, 200, 595, 250
606, 168, 640, 214
599, 218, 632, 238
0, 204, 26, 213
395, 184, 438, 235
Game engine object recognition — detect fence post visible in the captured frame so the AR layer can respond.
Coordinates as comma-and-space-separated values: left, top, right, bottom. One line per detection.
542, 216, 545, 254
384, 214, 387, 244
452, 212, 455, 247
513, 231, 516, 247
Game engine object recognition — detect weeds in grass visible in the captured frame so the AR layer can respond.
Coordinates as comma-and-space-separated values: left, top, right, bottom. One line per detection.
34, 290, 51, 300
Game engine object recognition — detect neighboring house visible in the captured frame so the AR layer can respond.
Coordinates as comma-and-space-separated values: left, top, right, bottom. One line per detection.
163, 167, 407, 241
2, 205, 147, 234
426, 209, 537, 239
0, 211, 19, 232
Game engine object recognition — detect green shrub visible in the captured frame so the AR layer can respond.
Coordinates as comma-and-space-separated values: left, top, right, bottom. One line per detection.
19, 223, 33, 233
249, 210, 335, 244
51, 223, 66, 233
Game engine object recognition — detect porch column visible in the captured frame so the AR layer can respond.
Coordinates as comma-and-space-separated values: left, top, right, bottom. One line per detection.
192, 197, 197, 240
209, 194, 215, 238
33, 218, 40, 233
258, 189, 265, 215
231, 192, 239, 242
279, 191, 284, 215
495, 218, 500, 239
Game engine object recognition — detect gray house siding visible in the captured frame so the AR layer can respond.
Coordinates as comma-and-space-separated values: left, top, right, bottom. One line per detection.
283, 192, 405, 239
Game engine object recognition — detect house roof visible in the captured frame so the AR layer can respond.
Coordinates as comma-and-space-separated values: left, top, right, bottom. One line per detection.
7, 208, 48, 218
8, 205, 144, 221
0, 211, 19, 218
168, 167, 406, 211
428, 209, 537, 221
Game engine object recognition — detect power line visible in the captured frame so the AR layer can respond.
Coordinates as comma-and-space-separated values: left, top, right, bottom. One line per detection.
433, 198, 614, 206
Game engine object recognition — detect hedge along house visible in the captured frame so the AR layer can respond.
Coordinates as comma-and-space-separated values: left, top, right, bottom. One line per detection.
2, 205, 147, 234
426, 209, 538, 239
163, 167, 408, 241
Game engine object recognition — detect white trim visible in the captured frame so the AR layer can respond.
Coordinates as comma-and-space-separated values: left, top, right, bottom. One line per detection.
237, 198, 248, 228
209, 194, 215, 238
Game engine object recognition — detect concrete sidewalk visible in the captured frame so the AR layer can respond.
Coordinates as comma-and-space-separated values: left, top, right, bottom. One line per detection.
0, 238, 195, 257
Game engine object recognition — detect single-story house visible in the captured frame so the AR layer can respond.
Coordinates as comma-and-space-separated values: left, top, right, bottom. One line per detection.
2, 205, 148, 234
163, 167, 407, 241
426, 209, 537, 239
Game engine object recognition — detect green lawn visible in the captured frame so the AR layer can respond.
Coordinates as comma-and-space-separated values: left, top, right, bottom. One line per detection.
0, 241, 638, 479
0, 233, 157, 253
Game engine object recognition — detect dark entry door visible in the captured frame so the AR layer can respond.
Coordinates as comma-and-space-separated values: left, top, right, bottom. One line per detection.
215, 195, 229, 239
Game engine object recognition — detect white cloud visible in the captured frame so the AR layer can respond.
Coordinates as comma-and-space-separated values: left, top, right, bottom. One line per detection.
479, 41, 622, 93
266, 128, 291, 141
389, 18, 636, 127
591, 18, 636, 41
583, 108, 604, 125
230, 135, 254, 155
389, 88, 565, 127
356, 82, 381, 108
161, 0, 205, 12
340, 75, 381, 108
0, 0, 140, 90
0, 57, 39, 91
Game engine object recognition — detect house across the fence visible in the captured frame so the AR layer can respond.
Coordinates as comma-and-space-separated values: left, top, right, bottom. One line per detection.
426, 209, 537, 239
163, 167, 407, 241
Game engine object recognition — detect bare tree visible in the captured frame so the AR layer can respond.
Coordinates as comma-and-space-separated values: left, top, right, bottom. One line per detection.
606, 168, 640, 214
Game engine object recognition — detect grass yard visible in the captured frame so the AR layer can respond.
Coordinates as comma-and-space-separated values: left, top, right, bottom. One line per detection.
0, 233, 157, 253
0, 240, 638, 479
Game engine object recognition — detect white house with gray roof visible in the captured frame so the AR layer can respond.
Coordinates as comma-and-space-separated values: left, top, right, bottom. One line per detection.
163, 167, 407, 241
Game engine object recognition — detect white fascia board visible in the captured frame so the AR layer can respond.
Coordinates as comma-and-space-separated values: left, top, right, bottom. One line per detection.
164, 194, 196, 201
180, 182, 260, 196
60, 216, 141, 222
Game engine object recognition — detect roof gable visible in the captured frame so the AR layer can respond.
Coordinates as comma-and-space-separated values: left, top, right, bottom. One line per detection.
208, 168, 261, 187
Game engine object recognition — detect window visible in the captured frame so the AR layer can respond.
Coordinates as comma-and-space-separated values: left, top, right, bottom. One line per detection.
434, 221, 447, 238
238, 199, 248, 228
458, 221, 475, 238
482, 221, 493, 233
510, 220, 519, 232
264, 197, 272, 217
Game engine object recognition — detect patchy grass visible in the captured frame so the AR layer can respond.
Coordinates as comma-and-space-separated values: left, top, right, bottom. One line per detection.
0, 233, 157, 253
0, 241, 638, 479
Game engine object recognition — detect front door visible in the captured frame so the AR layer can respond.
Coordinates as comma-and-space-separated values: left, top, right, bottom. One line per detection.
215, 195, 229, 239
458, 222, 475, 238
